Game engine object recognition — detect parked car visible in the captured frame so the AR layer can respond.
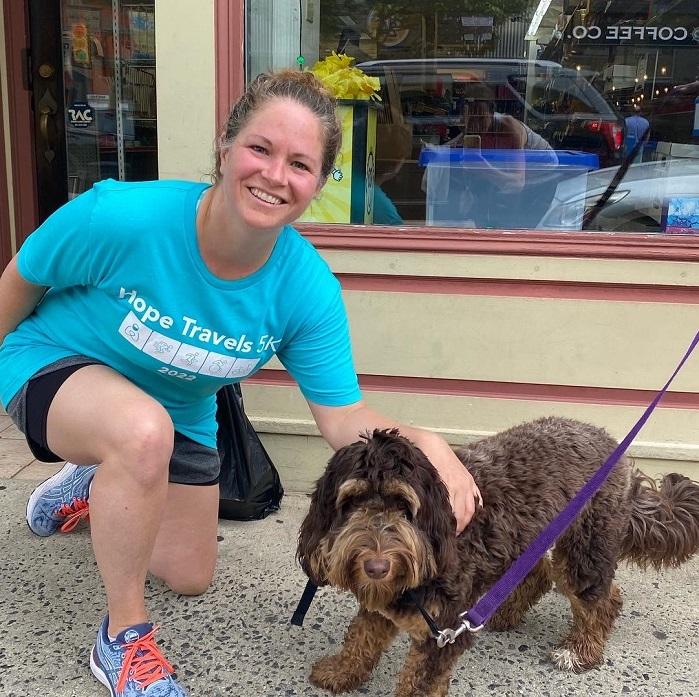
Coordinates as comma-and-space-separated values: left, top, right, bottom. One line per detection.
642, 80, 699, 147
538, 158, 699, 232
356, 58, 625, 224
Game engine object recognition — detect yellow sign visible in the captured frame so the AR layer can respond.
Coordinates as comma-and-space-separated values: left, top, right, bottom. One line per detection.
300, 103, 377, 224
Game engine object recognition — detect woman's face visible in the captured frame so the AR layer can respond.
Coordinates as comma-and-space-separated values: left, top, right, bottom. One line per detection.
218, 97, 325, 233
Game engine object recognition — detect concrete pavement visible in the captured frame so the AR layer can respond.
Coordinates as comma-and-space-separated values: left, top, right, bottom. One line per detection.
1, 413, 698, 696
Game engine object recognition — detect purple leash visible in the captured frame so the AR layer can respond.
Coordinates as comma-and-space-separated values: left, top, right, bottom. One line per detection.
430, 330, 699, 648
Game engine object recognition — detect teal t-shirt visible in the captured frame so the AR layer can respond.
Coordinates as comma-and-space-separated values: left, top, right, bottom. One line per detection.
0, 179, 361, 447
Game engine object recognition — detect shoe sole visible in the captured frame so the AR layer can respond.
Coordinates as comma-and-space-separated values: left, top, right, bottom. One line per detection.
90, 646, 117, 697
25, 462, 81, 537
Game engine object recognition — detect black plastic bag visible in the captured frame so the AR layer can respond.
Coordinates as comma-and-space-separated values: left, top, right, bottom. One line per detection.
216, 383, 284, 520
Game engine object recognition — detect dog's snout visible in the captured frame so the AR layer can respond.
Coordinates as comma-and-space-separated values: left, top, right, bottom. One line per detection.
363, 557, 390, 579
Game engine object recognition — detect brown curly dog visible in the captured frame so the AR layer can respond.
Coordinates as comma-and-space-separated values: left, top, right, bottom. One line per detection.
297, 416, 699, 697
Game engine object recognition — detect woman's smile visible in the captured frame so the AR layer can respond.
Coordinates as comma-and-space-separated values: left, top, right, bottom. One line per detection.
248, 186, 286, 206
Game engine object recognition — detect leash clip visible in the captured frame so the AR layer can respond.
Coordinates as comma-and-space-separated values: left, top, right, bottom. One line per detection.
435, 616, 484, 648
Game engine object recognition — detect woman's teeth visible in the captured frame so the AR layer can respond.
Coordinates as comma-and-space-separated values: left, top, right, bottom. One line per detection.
250, 188, 283, 205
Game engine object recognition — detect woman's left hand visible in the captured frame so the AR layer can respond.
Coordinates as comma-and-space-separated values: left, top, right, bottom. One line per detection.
409, 429, 482, 534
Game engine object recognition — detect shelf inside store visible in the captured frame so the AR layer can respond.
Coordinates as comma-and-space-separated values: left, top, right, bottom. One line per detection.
119, 58, 156, 67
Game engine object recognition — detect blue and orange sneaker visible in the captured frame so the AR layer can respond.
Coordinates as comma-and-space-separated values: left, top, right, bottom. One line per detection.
25, 462, 96, 536
90, 617, 187, 696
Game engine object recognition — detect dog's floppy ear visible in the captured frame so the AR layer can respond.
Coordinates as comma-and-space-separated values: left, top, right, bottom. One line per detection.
407, 450, 460, 576
416, 483, 459, 575
296, 439, 367, 584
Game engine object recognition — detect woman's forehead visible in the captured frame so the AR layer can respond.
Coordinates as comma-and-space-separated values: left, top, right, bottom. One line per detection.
238, 98, 324, 159
247, 97, 320, 128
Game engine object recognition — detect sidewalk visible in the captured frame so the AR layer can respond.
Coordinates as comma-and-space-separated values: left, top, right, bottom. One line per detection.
1, 414, 697, 696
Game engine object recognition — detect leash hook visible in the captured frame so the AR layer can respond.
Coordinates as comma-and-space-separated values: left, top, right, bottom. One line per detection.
435, 615, 484, 648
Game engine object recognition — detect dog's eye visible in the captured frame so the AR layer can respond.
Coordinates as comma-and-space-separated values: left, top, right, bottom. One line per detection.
337, 496, 364, 519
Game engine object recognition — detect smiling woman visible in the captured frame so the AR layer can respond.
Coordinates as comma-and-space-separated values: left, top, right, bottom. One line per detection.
194, 71, 342, 278
212, 98, 325, 247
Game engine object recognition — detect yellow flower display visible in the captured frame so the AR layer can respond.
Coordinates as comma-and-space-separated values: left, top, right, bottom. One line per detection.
309, 52, 381, 101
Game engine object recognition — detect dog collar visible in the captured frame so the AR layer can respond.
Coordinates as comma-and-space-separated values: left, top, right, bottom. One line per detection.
291, 579, 483, 648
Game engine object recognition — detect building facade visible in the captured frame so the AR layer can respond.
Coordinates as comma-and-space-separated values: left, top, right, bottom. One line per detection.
2, 0, 698, 487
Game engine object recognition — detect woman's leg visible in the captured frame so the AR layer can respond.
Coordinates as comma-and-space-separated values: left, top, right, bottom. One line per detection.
45, 364, 175, 637
149, 482, 220, 596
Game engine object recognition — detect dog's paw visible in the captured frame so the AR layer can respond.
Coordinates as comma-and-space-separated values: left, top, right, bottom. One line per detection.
550, 646, 584, 672
549, 646, 600, 673
310, 655, 370, 693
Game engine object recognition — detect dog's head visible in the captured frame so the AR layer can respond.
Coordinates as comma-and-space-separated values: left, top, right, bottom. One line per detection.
297, 429, 458, 611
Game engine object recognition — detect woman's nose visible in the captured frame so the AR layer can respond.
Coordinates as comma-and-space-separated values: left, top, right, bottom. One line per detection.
262, 157, 287, 185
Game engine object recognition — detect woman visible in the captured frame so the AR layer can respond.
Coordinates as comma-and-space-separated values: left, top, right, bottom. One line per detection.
425, 84, 555, 228
0, 70, 480, 696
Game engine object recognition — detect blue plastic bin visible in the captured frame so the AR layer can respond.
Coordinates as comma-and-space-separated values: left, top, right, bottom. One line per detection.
419, 147, 599, 229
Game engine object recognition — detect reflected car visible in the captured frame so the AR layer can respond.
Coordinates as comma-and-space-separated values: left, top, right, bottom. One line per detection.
538, 158, 699, 232
358, 59, 624, 165
356, 58, 625, 223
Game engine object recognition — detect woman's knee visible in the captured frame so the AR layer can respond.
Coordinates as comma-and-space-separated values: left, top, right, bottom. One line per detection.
112, 408, 175, 483
154, 560, 216, 596
166, 575, 213, 597
149, 482, 220, 595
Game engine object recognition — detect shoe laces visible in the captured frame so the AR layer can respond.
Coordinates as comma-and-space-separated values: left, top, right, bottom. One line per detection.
116, 626, 175, 694
56, 498, 90, 533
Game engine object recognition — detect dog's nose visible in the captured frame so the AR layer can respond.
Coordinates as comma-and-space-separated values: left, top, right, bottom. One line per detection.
364, 558, 390, 579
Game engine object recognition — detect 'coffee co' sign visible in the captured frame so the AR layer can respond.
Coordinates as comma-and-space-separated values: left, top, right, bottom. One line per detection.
569, 24, 699, 45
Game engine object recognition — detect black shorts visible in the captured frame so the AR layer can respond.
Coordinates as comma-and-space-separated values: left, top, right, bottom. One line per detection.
6, 356, 220, 486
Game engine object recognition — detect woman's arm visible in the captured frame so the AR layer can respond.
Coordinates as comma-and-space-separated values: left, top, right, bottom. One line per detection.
0, 257, 48, 344
308, 400, 481, 534
475, 115, 529, 192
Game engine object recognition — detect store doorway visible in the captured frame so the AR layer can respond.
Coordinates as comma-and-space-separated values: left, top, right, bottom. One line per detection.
28, 0, 157, 224
29, 0, 67, 222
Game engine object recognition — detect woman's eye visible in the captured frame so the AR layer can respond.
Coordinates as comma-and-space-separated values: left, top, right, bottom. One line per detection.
292, 161, 309, 171
251, 144, 267, 154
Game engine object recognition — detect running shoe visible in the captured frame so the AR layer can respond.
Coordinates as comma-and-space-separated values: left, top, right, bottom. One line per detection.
25, 462, 96, 536
90, 616, 187, 696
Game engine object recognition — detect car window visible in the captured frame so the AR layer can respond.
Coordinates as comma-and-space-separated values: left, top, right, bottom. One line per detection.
509, 73, 609, 117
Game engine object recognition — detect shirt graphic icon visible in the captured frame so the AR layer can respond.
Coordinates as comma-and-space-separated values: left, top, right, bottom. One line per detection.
119, 312, 151, 349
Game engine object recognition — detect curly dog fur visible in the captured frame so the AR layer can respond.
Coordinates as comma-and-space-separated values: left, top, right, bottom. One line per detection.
297, 416, 699, 697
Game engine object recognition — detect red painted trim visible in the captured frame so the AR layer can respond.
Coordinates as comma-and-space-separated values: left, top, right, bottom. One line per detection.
246, 370, 699, 409
336, 274, 699, 303
3, 1, 37, 245
297, 224, 699, 262
214, 0, 245, 135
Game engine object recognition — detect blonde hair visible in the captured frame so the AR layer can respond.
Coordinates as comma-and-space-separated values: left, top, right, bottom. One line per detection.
213, 70, 341, 182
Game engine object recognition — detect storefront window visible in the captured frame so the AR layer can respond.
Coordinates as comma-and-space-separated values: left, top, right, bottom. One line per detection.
246, 1, 699, 234
62, 0, 157, 196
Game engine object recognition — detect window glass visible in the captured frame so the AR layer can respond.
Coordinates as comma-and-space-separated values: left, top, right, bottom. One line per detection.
246, 1, 699, 234
62, 0, 157, 197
